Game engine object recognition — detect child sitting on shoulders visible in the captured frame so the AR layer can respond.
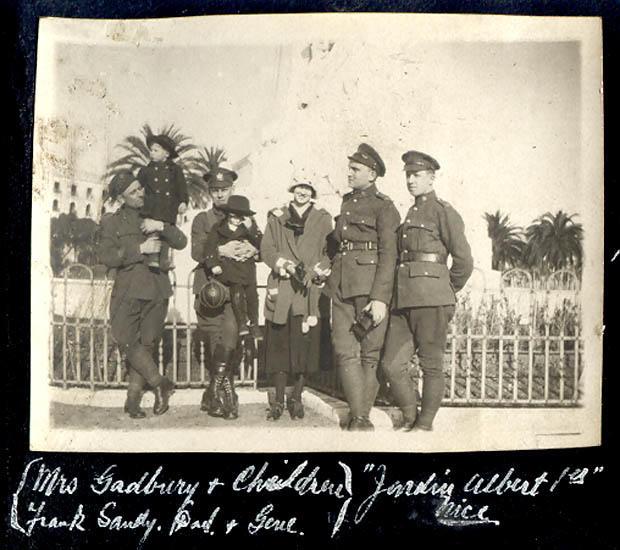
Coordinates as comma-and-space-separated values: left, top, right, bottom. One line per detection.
137, 134, 189, 270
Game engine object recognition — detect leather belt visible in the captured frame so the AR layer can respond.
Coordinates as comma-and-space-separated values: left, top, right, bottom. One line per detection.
399, 251, 447, 264
339, 241, 378, 252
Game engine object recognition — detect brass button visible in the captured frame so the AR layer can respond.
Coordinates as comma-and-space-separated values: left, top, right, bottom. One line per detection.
413, 207, 418, 211
406, 219, 411, 223
343, 226, 348, 230
420, 223, 425, 228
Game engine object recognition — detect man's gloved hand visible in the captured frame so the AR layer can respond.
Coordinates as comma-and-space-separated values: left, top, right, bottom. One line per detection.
363, 300, 387, 326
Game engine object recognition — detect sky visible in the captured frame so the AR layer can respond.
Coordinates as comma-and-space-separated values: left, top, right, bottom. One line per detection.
40, 31, 591, 274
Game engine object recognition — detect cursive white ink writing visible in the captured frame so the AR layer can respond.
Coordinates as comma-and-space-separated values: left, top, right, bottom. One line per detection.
98, 501, 158, 545
248, 504, 299, 535
91, 465, 199, 499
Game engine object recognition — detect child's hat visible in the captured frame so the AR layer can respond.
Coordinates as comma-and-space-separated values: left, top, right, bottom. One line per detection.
219, 195, 255, 216
146, 134, 178, 158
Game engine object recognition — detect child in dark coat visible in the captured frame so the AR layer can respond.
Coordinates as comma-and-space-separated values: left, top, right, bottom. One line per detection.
137, 134, 189, 269
204, 195, 262, 336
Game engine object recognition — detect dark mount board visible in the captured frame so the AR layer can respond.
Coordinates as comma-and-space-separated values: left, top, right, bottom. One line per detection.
5, 1, 617, 548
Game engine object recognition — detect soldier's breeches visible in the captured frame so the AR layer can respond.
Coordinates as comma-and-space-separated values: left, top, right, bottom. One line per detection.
110, 296, 168, 389
382, 312, 417, 410
331, 292, 388, 416
383, 306, 454, 424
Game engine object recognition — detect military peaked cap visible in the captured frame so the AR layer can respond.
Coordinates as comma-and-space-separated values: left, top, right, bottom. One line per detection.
146, 134, 178, 158
348, 143, 386, 177
109, 170, 138, 200
402, 150, 440, 172
203, 167, 238, 189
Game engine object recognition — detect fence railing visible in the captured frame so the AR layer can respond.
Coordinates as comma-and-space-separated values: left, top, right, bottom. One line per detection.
50, 265, 583, 407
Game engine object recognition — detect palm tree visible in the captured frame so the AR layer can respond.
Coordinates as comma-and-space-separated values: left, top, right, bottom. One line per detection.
103, 124, 206, 206
50, 213, 99, 276
524, 211, 583, 277
185, 146, 228, 207
483, 210, 526, 271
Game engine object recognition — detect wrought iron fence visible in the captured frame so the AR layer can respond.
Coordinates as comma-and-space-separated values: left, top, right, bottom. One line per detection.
50, 265, 583, 407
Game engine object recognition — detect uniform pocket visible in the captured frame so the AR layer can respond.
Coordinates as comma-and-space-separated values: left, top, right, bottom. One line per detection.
355, 253, 379, 266
349, 215, 377, 228
408, 262, 446, 278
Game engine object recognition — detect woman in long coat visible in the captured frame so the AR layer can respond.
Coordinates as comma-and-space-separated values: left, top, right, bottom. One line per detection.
260, 181, 333, 420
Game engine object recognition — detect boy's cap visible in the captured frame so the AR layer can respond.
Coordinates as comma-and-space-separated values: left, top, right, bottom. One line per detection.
146, 134, 178, 158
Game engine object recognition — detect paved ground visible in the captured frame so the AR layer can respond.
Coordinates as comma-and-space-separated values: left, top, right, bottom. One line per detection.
51, 401, 335, 430
36, 387, 598, 453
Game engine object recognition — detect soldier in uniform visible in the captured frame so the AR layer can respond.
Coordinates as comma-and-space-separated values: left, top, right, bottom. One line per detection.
326, 143, 401, 431
191, 168, 259, 417
382, 151, 473, 431
98, 171, 187, 418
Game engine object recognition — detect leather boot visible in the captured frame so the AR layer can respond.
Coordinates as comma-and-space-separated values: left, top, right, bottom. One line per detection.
348, 416, 374, 432
124, 388, 146, 419
221, 376, 239, 420
208, 370, 226, 418
153, 377, 175, 416
286, 396, 304, 419
398, 405, 418, 432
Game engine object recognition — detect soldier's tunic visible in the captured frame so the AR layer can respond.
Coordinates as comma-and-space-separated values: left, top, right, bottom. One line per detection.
190, 207, 238, 353
97, 204, 187, 389
382, 190, 473, 425
326, 184, 400, 416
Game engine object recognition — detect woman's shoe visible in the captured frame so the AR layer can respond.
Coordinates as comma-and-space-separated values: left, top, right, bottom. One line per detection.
287, 397, 305, 419
267, 402, 284, 421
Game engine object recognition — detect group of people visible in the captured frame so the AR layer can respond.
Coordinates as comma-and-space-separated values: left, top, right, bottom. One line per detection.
98, 135, 473, 432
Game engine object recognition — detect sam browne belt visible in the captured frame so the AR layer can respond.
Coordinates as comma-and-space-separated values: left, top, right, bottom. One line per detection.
339, 241, 378, 252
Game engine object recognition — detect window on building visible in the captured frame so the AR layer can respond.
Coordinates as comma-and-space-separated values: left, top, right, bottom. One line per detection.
85, 204, 92, 217
52, 199, 59, 212
71, 185, 77, 196
54, 181, 60, 193
86, 187, 93, 199
69, 202, 76, 214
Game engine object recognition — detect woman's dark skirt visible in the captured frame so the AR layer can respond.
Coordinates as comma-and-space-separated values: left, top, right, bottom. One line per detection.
264, 314, 322, 374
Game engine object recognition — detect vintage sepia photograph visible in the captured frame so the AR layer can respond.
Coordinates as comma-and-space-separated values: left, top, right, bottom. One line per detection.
30, 14, 603, 452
